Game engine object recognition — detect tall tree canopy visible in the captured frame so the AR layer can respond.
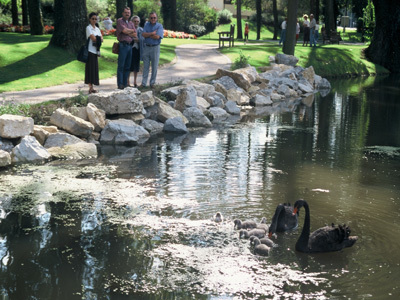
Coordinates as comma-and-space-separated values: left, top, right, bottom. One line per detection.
365, 0, 400, 73
50, 0, 87, 52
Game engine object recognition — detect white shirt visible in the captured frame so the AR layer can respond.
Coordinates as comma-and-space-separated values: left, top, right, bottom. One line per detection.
86, 25, 102, 54
281, 20, 287, 30
315, 24, 320, 32
303, 20, 310, 27
103, 18, 113, 30
296, 23, 300, 34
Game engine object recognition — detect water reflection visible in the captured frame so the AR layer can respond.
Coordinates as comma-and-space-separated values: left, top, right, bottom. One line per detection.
1, 75, 400, 299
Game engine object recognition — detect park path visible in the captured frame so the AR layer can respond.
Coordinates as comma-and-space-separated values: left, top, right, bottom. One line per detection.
1, 44, 231, 105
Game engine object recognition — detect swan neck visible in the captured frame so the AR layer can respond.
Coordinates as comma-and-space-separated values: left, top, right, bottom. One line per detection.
297, 202, 311, 251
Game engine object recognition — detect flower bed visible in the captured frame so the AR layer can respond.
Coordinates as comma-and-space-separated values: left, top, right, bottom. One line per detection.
163, 29, 196, 39
0, 23, 54, 34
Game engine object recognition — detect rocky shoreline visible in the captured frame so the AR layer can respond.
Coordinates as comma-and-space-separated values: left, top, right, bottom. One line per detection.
0, 54, 331, 168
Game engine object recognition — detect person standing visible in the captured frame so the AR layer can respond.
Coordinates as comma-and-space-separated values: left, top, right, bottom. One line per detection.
313, 20, 320, 46
103, 15, 113, 30
128, 15, 143, 87
309, 14, 316, 47
85, 12, 103, 94
279, 18, 287, 46
302, 14, 310, 46
244, 22, 249, 44
116, 7, 137, 89
296, 21, 300, 44
141, 12, 164, 88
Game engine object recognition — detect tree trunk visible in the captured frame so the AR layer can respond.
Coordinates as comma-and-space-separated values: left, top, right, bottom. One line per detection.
170, 0, 177, 30
310, 0, 316, 15
324, 0, 335, 36
316, 0, 320, 20
50, 0, 87, 52
283, 0, 299, 55
273, 0, 278, 40
22, 0, 29, 26
116, 0, 127, 21
237, 0, 243, 39
11, 0, 19, 25
28, 0, 44, 35
256, 0, 261, 40
127, 0, 133, 13
161, 0, 171, 29
365, 0, 400, 73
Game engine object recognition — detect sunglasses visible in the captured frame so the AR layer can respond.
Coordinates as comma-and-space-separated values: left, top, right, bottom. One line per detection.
91, 18, 97, 20
150, 17, 157, 19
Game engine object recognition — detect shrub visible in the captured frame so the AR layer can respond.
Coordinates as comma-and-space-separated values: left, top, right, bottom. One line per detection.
176, 0, 216, 35
188, 24, 206, 37
133, 0, 162, 27
231, 51, 250, 70
217, 9, 232, 25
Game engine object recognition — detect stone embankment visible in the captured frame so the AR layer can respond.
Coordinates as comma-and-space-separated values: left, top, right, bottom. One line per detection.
0, 54, 331, 168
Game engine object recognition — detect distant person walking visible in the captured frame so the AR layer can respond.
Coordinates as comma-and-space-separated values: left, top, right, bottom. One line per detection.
128, 15, 143, 87
85, 12, 103, 94
116, 7, 137, 89
103, 15, 113, 30
302, 14, 310, 46
244, 22, 249, 43
279, 18, 287, 46
141, 12, 164, 88
309, 14, 316, 47
296, 21, 300, 43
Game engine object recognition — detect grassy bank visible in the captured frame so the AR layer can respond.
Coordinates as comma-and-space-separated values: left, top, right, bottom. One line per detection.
0, 26, 389, 93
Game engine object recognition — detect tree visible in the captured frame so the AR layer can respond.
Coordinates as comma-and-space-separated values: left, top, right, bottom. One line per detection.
116, 0, 126, 20
256, 0, 261, 40
324, 0, 335, 35
282, 0, 299, 55
50, 0, 87, 52
22, 0, 28, 26
11, 0, 18, 25
237, 0, 243, 39
272, 0, 279, 40
161, 0, 177, 30
365, 0, 400, 73
28, 0, 44, 35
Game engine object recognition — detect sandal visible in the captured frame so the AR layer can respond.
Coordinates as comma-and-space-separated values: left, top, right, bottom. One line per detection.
89, 89, 98, 94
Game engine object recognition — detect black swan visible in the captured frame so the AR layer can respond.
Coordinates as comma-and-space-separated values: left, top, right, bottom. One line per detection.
234, 219, 257, 230
250, 237, 270, 256
293, 199, 358, 253
213, 212, 223, 223
239, 228, 266, 239
250, 235, 275, 248
268, 203, 298, 237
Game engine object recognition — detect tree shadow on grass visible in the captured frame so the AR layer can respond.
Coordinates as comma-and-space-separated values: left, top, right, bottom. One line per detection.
0, 44, 76, 85
0, 32, 51, 44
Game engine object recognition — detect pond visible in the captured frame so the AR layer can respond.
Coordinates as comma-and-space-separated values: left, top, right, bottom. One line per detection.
1, 75, 400, 299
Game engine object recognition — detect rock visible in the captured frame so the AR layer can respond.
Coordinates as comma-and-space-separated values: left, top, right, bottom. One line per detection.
275, 53, 299, 66
182, 80, 215, 98
238, 94, 251, 106
234, 66, 258, 83
317, 78, 331, 90
116, 113, 145, 123
32, 125, 50, 145
160, 85, 185, 101
100, 119, 150, 145
44, 132, 84, 148
139, 91, 156, 107
174, 86, 197, 112
226, 88, 242, 104
250, 94, 273, 106
50, 108, 94, 138
86, 103, 106, 132
0, 150, 11, 167
224, 100, 241, 115
0, 114, 34, 139
206, 91, 226, 108
302, 94, 315, 107
38, 125, 58, 134
183, 107, 212, 127
11, 135, 51, 163
163, 117, 189, 133
88, 87, 143, 115
298, 82, 314, 94
68, 106, 88, 121
269, 77, 299, 90
196, 96, 211, 112
154, 97, 188, 124
302, 66, 315, 87
141, 119, 164, 135
0, 137, 14, 152
214, 82, 228, 98
277, 84, 290, 96
215, 69, 252, 91
212, 76, 239, 91
208, 107, 229, 122
47, 142, 98, 160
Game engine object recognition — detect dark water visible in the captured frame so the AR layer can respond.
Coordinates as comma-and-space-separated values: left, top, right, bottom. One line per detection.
1, 75, 400, 299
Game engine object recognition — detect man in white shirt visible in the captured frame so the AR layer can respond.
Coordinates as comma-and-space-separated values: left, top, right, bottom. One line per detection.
279, 18, 287, 46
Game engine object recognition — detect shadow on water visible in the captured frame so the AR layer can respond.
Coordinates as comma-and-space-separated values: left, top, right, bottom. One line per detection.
1, 75, 400, 299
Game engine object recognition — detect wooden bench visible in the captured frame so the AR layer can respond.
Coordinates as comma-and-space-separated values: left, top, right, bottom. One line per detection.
218, 24, 235, 48
322, 30, 342, 44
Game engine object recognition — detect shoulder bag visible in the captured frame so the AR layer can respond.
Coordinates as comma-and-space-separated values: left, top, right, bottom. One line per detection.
77, 38, 90, 63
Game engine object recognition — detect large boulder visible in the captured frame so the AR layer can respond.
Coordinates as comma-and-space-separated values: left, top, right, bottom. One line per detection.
215, 69, 252, 91
174, 86, 197, 112
0, 137, 14, 152
44, 132, 84, 148
208, 107, 229, 123
182, 80, 215, 98
183, 107, 212, 128
47, 142, 98, 160
275, 53, 299, 66
32, 125, 50, 145
301, 66, 316, 87
250, 94, 273, 106
100, 119, 150, 145
141, 119, 164, 135
206, 91, 226, 108
11, 135, 51, 163
163, 117, 189, 133
88, 87, 143, 115
0, 150, 11, 167
224, 100, 241, 115
0, 114, 34, 139
154, 98, 188, 124
50, 109, 94, 138
139, 91, 156, 107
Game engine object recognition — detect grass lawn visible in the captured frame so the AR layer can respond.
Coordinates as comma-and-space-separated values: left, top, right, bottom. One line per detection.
0, 22, 388, 93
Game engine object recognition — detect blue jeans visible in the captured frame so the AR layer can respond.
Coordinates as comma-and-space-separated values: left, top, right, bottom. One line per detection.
117, 43, 132, 87
279, 29, 286, 45
313, 31, 319, 46
310, 29, 315, 46
142, 44, 160, 86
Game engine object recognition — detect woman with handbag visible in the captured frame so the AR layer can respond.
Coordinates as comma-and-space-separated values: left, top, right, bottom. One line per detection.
85, 12, 103, 94
128, 15, 143, 87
